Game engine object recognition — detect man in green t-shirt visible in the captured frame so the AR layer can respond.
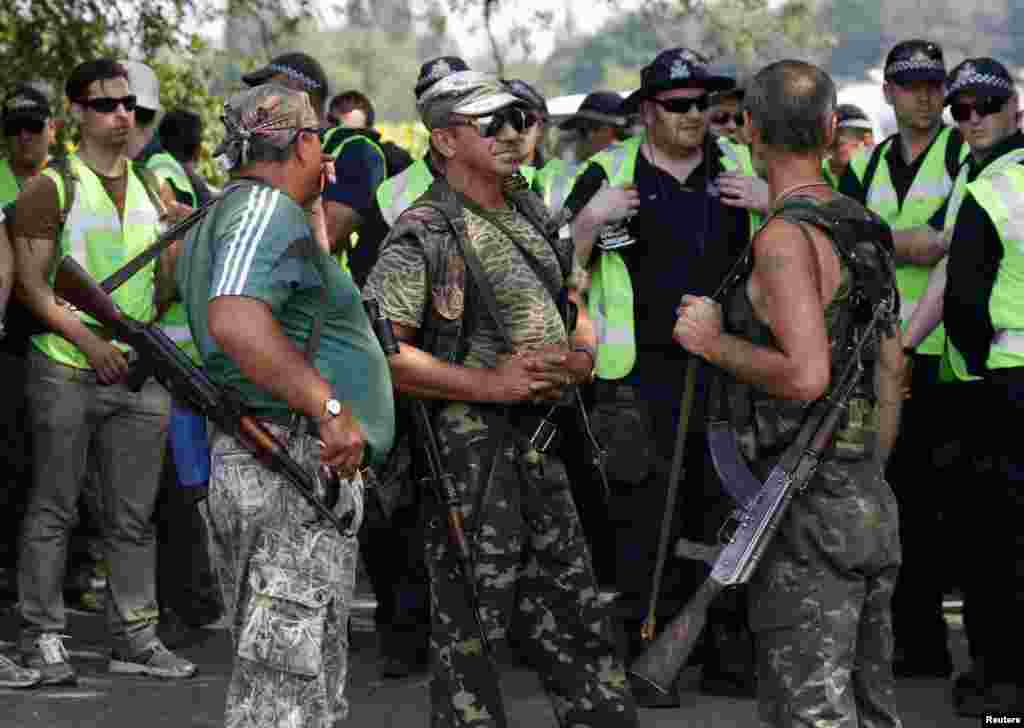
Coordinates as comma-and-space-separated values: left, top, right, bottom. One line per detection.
176, 84, 394, 727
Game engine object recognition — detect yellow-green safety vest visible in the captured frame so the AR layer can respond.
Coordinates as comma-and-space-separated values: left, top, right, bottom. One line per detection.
533, 158, 581, 216
941, 149, 1024, 380
32, 154, 162, 369
847, 127, 968, 355
146, 151, 200, 362
822, 158, 840, 190
585, 134, 760, 379
0, 158, 21, 207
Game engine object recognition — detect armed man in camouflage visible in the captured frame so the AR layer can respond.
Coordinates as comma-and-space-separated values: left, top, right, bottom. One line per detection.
364, 71, 638, 728
674, 61, 905, 727
177, 84, 395, 727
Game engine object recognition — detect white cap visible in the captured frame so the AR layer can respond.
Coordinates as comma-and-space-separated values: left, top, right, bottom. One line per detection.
122, 61, 161, 112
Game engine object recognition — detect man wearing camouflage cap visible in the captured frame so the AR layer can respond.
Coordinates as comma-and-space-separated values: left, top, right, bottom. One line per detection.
177, 84, 395, 727
365, 71, 638, 728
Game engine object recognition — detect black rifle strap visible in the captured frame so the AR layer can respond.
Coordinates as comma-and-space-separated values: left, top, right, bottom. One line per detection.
456, 192, 566, 318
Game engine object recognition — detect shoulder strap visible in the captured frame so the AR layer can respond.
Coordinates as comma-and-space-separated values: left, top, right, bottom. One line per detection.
860, 134, 896, 195
944, 128, 967, 181
411, 200, 516, 355
132, 162, 167, 217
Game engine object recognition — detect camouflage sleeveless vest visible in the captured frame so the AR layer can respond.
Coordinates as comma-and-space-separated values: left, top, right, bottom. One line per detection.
718, 195, 898, 464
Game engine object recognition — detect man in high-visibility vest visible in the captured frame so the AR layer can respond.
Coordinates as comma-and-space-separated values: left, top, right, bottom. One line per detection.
11, 57, 195, 684
822, 104, 874, 189
563, 47, 765, 705
1, 84, 58, 210
901, 57, 1024, 719
837, 39, 968, 679
144, 107, 223, 639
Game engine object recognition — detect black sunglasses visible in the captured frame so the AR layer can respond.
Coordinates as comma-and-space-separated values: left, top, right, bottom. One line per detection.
709, 110, 744, 126
951, 96, 1009, 123
3, 118, 45, 136
452, 106, 539, 138
79, 95, 138, 114
648, 95, 710, 115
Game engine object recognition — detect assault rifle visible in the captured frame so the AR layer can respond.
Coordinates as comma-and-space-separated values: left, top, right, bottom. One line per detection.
629, 300, 890, 695
53, 256, 353, 535
363, 299, 510, 728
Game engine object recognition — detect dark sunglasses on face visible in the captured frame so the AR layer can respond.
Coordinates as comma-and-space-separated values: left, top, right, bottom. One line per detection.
3, 118, 45, 136
454, 106, 539, 138
709, 111, 744, 126
79, 95, 138, 114
950, 95, 1008, 123
649, 95, 710, 115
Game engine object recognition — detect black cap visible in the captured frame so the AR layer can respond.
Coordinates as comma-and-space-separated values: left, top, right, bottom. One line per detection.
558, 91, 627, 130
621, 48, 734, 113
945, 58, 1015, 106
836, 103, 873, 130
415, 56, 470, 99
505, 79, 548, 116
2, 85, 50, 123
884, 40, 945, 84
242, 52, 329, 100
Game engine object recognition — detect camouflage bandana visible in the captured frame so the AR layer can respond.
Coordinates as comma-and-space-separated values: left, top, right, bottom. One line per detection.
214, 84, 320, 170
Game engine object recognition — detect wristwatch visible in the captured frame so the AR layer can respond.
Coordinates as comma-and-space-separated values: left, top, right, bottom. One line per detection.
320, 397, 343, 422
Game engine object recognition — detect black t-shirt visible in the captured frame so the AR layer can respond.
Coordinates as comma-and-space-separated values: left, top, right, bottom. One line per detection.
564, 144, 750, 408
945, 131, 1024, 376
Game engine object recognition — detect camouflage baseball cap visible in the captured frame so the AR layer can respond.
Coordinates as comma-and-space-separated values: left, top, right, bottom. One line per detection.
214, 84, 320, 170
417, 71, 521, 130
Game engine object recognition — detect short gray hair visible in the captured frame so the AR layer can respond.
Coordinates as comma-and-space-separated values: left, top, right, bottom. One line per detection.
746, 60, 836, 155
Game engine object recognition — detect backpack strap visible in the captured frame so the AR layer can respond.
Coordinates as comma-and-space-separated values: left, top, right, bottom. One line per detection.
860, 133, 896, 197
132, 162, 167, 218
944, 127, 967, 181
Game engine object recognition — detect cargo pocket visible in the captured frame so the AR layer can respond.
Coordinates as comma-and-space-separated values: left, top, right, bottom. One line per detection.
237, 559, 330, 678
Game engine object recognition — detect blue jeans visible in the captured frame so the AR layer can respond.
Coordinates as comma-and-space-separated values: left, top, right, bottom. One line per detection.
19, 349, 170, 650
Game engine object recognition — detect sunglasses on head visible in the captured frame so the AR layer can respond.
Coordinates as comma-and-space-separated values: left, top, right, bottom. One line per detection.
3, 118, 45, 136
79, 95, 137, 114
452, 106, 541, 138
648, 95, 710, 115
709, 110, 744, 126
950, 95, 1008, 123
292, 126, 326, 144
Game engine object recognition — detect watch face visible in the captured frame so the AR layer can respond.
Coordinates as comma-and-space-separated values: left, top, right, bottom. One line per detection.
325, 398, 342, 416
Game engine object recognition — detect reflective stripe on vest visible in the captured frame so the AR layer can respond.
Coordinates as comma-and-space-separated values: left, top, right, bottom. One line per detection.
376, 160, 434, 227
848, 127, 968, 355
157, 300, 200, 363
146, 152, 197, 208
967, 164, 1024, 371
584, 134, 760, 379
32, 155, 161, 369
0, 159, 20, 207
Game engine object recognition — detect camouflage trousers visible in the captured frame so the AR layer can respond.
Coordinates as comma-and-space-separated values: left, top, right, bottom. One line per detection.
426, 403, 638, 728
203, 425, 365, 728
748, 458, 902, 728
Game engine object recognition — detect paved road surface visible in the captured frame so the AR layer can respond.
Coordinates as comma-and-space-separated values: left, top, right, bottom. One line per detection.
0, 600, 980, 728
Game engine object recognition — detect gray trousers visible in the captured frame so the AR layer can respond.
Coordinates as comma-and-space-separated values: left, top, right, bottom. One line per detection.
204, 425, 364, 728
19, 349, 170, 649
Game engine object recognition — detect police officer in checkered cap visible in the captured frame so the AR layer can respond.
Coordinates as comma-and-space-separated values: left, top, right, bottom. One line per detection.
837, 40, 973, 682
902, 58, 1024, 717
